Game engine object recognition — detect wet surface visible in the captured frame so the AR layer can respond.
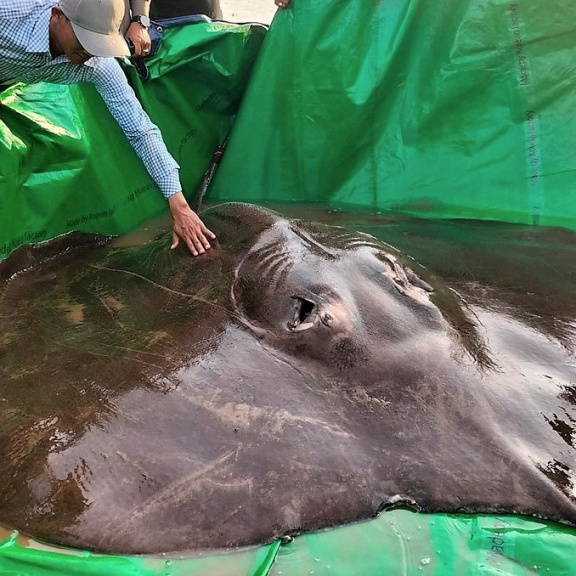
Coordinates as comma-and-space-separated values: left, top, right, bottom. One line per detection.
0, 203, 575, 554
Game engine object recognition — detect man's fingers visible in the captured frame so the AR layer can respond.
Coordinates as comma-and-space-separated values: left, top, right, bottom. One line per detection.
192, 235, 206, 255
186, 241, 199, 256
185, 226, 215, 253
171, 231, 179, 250
173, 227, 212, 257
184, 236, 202, 256
199, 227, 215, 248
203, 225, 217, 241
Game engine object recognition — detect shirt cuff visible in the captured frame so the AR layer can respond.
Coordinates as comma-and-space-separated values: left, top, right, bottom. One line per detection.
156, 167, 182, 199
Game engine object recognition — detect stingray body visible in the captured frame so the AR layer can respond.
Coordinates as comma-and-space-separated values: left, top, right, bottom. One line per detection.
0, 203, 575, 554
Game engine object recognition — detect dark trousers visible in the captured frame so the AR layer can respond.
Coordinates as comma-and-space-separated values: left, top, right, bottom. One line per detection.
150, 0, 223, 20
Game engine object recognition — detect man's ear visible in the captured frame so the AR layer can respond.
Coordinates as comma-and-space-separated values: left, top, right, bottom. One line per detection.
49, 6, 67, 55
51, 6, 65, 20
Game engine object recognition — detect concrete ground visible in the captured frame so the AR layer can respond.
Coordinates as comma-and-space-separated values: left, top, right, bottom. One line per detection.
219, 0, 278, 24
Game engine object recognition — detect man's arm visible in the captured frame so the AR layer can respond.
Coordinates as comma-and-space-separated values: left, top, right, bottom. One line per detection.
89, 57, 215, 255
125, 0, 151, 56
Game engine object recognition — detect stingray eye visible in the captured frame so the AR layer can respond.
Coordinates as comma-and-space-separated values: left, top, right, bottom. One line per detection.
405, 269, 433, 293
375, 251, 433, 294
288, 296, 318, 331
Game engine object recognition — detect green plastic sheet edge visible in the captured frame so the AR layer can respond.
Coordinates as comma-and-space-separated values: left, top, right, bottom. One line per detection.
2, 511, 576, 575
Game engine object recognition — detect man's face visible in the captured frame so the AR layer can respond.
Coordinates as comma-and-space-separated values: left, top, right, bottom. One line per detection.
50, 7, 93, 65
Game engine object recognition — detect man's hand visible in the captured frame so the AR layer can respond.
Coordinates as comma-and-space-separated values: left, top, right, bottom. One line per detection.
125, 22, 151, 57
168, 192, 216, 256
274, 0, 291, 8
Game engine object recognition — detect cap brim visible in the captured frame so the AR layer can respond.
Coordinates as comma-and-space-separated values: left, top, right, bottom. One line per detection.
70, 21, 130, 58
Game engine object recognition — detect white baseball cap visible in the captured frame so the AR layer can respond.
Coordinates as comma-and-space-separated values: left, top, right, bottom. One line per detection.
59, 0, 130, 58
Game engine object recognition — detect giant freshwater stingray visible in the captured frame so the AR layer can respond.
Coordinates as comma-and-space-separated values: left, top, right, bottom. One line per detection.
0, 202, 575, 554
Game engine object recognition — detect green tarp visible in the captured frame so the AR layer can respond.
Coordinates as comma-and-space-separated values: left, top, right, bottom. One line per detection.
0, 20, 266, 257
2, 512, 576, 575
1, 1, 576, 574
210, 0, 576, 230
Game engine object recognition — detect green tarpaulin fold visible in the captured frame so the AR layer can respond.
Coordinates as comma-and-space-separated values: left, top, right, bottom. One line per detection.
0, 20, 266, 257
210, 0, 576, 230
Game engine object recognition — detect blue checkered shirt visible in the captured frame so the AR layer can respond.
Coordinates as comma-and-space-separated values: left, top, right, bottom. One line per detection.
0, 0, 181, 199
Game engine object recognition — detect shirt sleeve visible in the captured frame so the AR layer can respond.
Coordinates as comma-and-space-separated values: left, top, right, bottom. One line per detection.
130, 0, 150, 17
87, 57, 181, 199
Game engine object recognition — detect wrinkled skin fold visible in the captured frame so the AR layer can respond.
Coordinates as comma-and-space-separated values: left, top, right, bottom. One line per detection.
0, 203, 575, 554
